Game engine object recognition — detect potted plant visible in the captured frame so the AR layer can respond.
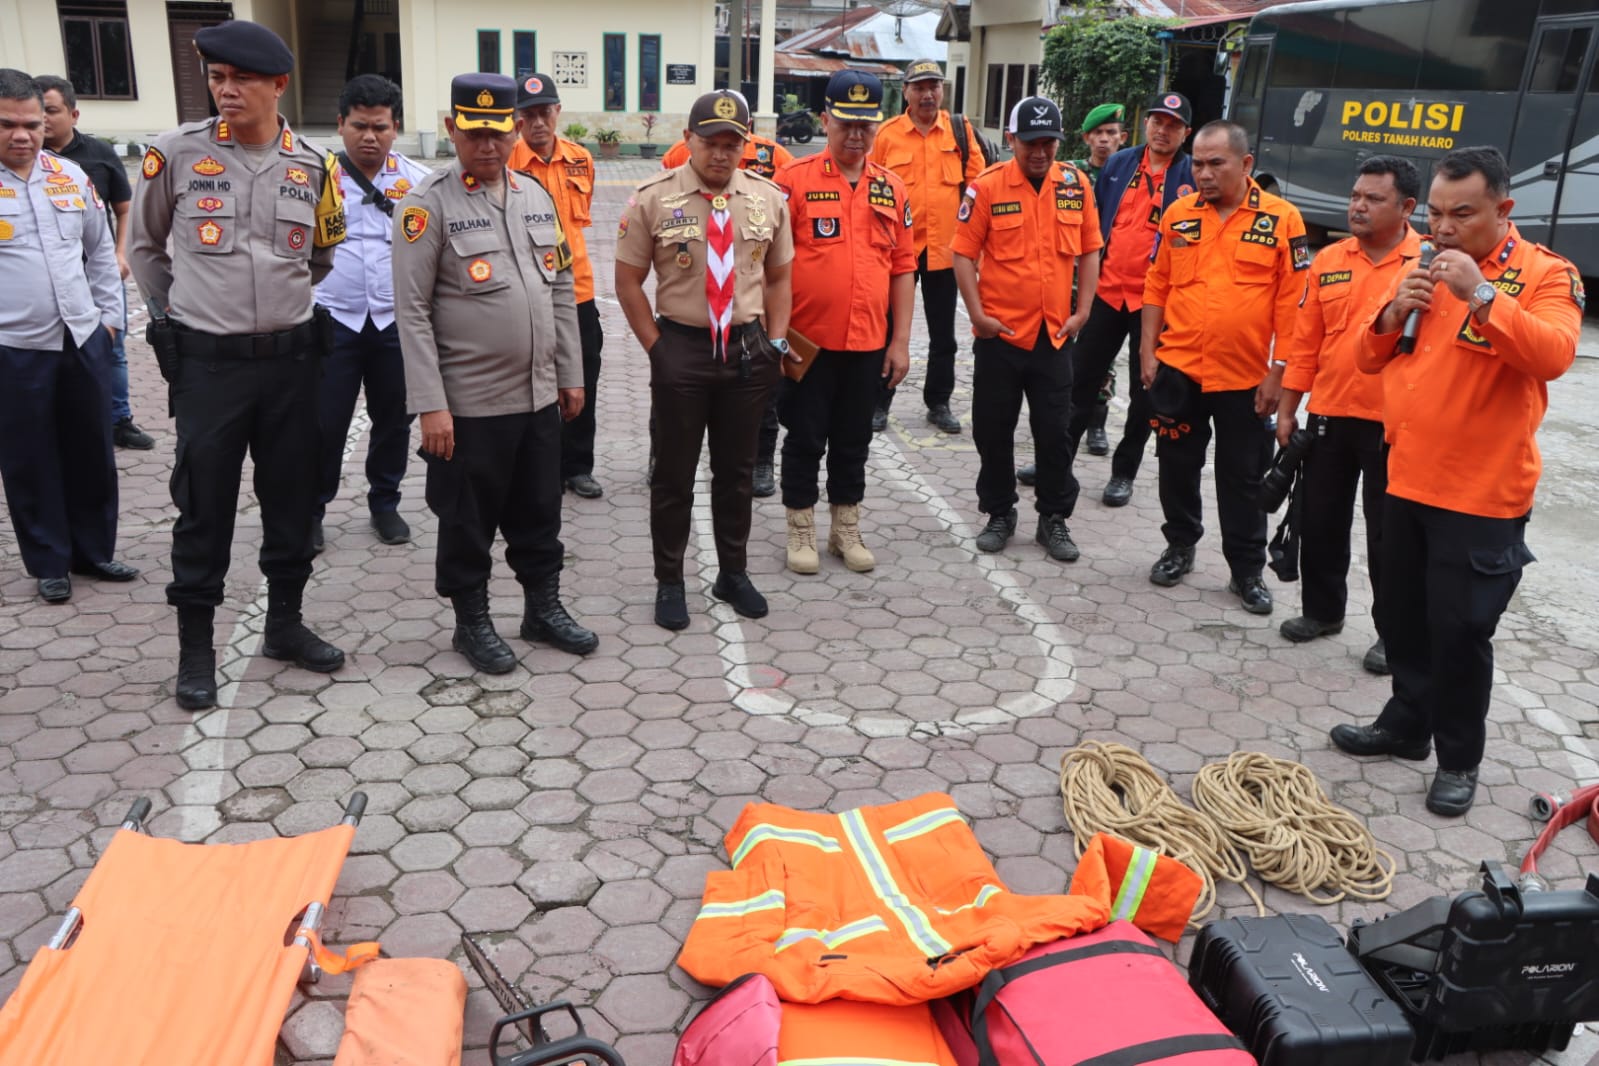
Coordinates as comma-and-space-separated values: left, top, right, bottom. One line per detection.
638, 114, 660, 159
594, 128, 622, 160
562, 121, 590, 145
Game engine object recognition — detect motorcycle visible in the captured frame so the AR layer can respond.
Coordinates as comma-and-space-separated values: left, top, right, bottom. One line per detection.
776, 108, 819, 144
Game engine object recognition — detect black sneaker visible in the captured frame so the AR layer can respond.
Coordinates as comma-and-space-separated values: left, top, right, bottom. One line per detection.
975, 511, 1017, 553
711, 571, 768, 619
1228, 574, 1274, 615
1102, 476, 1133, 507
1362, 639, 1389, 675
564, 473, 604, 499
1016, 463, 1037, 486
752, 463, 776, 498
1035, 514, 1080, 562
1149, 545, 1194, 587
1280, 615, 1342, 642
371, 511, 411, 545
113, 417, 154, 450
655, 582, 689, 630
1085, 425, 1110, 456
927, 404, 961, 434
871, 408, 889, 433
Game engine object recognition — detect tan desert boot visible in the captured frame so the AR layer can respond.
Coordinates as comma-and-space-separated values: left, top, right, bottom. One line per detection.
827, 502, 875, 572
786, 507, 820, 574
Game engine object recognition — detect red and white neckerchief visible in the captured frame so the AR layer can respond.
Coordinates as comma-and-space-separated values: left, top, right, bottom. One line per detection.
703, 191, 735, 360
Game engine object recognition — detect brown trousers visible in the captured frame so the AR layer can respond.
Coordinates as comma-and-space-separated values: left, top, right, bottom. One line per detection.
649, 323, 780, 583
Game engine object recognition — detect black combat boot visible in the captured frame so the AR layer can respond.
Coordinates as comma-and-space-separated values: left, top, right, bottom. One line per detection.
260, 580, 346, 672
175, 605, 218, 711
451, 585, 517, 674
520, 574, 599, 655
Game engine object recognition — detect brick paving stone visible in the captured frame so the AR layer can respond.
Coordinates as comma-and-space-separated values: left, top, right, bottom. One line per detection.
518, 862, 601, 909
595, 972, 690, 1032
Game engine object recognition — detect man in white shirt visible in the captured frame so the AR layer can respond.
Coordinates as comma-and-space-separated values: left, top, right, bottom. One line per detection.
314, 74, 427, 549
0, 69, 134, 603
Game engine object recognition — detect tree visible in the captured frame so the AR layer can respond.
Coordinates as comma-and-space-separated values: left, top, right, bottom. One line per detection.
1040, 13, 1173, 136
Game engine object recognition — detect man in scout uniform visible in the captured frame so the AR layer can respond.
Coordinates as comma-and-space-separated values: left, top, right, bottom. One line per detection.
1276, 156, 1423, 675
314, 73, 427, 552
0, 69, 134, 604
1139, 121, 1307, 615
871, 57, 986, 436
659, 91, 793, 500
1331, 146, 1580, 817
951, 96, 1103, 563
614, 89, 794, 631
129, 20, 349, 711
1017, 99, 1129, 485
509, 72, 606, 500
35, 73, 153, 451
773, 71, 914, 576
392, 73, 594, 676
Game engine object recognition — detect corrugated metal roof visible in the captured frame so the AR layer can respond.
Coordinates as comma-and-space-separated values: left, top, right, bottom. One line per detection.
778, 8, 948, 64
773, 53, 905, 79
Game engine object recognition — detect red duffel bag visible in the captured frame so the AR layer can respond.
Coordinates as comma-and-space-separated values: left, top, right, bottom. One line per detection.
932, 920, 1253, 1066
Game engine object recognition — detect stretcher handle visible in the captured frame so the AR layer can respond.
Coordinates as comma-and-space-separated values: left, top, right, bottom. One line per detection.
122, 798, 153, 831
489, 1002, 626, 1066
342, 792, 367, 826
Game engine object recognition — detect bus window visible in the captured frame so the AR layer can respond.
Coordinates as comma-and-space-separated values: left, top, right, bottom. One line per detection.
1231, 39, 1270, 138
1421, 2, 1536, 91
1530, 26, 1593, 93
1334, 2, 1427, 90
1271, 10, 1343, 88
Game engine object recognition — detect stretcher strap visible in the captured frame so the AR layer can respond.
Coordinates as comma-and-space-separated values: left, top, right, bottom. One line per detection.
296, 926, 381, 974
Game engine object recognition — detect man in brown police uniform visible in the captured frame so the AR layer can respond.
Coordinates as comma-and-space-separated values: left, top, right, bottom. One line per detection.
614, 90, 793, 631
392, 73, 594, 676
129, 20, 346, 711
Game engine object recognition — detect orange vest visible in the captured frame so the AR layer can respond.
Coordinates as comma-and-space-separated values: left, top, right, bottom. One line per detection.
508, 136, 596, 302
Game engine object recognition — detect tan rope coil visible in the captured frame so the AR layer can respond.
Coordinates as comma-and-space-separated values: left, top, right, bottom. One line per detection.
1058, 740, 1261, 923
1192, 751, 1395, 904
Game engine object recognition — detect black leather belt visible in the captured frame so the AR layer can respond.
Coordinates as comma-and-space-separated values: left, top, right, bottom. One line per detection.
657, 316, 764, 342
174, 319, 315, 360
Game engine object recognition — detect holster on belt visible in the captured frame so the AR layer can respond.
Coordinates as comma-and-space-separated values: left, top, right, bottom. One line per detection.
312, 304, 335, 357
147, 316, 181, 415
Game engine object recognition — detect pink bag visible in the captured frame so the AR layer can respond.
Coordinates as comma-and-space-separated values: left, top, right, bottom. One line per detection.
673, 973, 782, 1066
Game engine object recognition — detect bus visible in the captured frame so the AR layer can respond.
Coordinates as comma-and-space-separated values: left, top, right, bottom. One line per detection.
1228, 0, 1599, 275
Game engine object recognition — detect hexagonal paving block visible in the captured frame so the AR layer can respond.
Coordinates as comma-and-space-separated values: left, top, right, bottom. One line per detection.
588, 878, 672, 925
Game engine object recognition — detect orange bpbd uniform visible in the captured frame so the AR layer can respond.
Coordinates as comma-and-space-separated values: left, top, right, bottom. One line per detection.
1281, 228, 1422, 423
508, 136, 595, 302
872, 111, 986, 269
1095, 150, 1180, 313
1144, 179, 1309, 389
660, 134, 793, 179
949, 158, 1103, 351
1358, 225, 1581, 518
777, 153, 917, 351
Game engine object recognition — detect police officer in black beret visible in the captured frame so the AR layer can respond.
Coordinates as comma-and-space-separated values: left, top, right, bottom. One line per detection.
129, 19, 348, 711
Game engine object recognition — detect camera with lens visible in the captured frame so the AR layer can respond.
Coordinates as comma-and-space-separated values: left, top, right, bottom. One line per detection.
1258, 428, 1315, 513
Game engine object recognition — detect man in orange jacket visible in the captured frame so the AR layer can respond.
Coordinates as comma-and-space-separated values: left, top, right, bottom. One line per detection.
508, 74, 605, 499
774, 71, 914, 576
1276, 156, 1423, 675
1331, 146, 1581, 817
871, 58, 987, 436
1141, 121, 1307, 614
952, 96, 1102, 563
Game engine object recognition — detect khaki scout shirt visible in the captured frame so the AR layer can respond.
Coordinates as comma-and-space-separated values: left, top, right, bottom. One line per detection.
614, 163, 793, 327
128, 117, 344, 335
391, 161, 581, 418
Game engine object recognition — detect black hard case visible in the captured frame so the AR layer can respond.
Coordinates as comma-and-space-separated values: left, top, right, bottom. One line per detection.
1189, 913, 1414, 1066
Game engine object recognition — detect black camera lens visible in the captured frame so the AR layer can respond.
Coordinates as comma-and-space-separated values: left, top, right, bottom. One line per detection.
1258, 428, 1316, 513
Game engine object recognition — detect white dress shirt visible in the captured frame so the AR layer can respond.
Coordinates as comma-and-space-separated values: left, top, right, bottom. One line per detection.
0, 151, 121, 350
315, 151, 430, 332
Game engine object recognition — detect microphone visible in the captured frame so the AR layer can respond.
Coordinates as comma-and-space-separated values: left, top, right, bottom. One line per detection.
1398, 240, 1437, 354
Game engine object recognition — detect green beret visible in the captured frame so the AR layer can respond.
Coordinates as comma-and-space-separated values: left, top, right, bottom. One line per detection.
1080, 103, 1126, 134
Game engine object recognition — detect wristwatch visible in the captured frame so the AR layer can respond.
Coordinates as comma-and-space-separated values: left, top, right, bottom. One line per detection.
771, 337, 791, 356
1469, 281, 1497, 315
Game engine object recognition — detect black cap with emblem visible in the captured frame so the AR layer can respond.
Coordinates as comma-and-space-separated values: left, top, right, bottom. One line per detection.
688, 90, 751, 140
516, 72, 560, 109
451, 73, 517, 132
193, 20, 294, 76
1008, 96, 1064, 142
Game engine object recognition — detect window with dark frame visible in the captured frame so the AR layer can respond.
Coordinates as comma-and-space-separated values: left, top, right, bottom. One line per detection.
58, 1, 137, 101
1003, 64, 1025, 130
513, 31, 536, 80
639, 34, 661, 111
983, 64, 1004, 128
953, 65, 966, 113
478, 30, 501, 74
604, 33, 626, 110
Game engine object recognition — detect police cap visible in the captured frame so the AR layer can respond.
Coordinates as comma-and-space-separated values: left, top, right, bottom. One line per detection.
193, 20, 294, 76
824, 70, 884, 123
516, 72, 560, 109
451, 73, 517, 133
688, 90, 750, 140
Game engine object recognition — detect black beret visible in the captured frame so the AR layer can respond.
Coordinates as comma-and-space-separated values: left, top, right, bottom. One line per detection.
194, 20, 294, 76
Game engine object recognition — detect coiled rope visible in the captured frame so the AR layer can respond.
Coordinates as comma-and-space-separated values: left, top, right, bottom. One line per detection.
1060, 741, 1396, 923
1192, 751, 1395, 904
1059, 740, 1260, 923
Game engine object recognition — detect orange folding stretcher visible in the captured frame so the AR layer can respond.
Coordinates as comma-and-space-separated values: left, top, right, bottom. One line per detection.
0, 794, 377, 1066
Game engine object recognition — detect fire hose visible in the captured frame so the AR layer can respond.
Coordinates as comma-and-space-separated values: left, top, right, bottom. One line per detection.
1519, 783, 1599, 891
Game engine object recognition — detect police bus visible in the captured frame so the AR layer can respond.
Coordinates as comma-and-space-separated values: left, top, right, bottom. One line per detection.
1228, 0, 1599, 275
